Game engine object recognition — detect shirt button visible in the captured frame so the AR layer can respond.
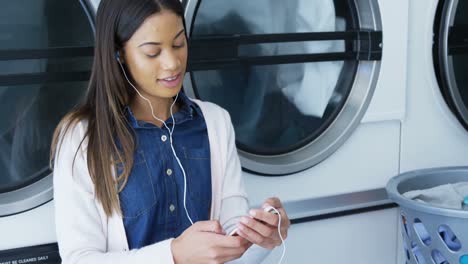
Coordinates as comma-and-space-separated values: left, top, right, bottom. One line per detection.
169, 204, 176, 212
161, 135, 167, 142
166, 169, 173, 176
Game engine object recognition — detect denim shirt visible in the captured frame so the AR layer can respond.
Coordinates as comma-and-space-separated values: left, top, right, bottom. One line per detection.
118, 93, 212, 249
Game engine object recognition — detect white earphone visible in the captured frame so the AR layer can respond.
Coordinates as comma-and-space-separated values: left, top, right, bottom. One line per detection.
116, 51, 194, 225
116, 51, 286, 263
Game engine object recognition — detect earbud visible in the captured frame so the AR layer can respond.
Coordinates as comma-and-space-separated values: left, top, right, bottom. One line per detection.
115, 51, 121, 63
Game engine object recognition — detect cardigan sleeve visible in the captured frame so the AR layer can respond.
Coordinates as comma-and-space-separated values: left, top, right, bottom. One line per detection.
217, 110, 272, 264
53, 121, 174, 264
218, 108, 249, 234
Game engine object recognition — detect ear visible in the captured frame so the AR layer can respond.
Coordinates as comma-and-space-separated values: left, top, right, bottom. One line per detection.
115, 50, 125, 64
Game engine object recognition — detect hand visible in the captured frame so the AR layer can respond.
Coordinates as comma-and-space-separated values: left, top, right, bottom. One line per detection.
171, 220, 252, 264
235, 197, 290, 250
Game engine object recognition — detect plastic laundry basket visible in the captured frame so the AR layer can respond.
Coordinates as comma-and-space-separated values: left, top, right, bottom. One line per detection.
386, 166, 468, 264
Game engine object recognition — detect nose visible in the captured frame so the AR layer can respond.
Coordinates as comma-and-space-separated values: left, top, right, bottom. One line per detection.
161, 50, 180, 71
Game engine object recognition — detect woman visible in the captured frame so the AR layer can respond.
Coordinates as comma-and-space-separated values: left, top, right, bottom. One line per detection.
51, 0, 290, 263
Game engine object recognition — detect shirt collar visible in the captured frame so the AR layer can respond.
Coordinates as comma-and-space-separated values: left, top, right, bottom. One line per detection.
124, 92, 200, 129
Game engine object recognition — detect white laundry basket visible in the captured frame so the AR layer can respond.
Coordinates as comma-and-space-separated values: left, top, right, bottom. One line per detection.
386, 167, 468, 264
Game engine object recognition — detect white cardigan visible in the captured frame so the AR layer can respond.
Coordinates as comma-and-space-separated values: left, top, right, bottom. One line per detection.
53, 100, 270, 263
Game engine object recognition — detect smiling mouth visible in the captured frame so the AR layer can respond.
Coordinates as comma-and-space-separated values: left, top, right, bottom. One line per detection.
157, 73, 182, 88
160, 74, 179, 81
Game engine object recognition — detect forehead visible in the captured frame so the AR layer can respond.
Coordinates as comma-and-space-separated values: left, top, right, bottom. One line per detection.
130, 10, 183, 43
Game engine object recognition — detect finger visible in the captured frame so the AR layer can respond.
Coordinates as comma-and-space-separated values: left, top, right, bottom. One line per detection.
280, 228, 288, 240
239, 216, 274, 238
263, 197, 282, 209
236, 223, 264, 244
276, 208, 290, 240
193, 220, 225, 234
231, 236, 252, 250
249, 209, 279, 227
236, 224, 276, 249
209, 234, 251, 248
277, 207, 291, 228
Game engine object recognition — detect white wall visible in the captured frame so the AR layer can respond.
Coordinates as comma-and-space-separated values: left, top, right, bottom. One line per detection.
0, 201, 55, 250
262, 208, 400, 264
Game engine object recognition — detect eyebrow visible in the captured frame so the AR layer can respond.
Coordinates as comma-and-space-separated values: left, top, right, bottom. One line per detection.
138, 29, 185, 47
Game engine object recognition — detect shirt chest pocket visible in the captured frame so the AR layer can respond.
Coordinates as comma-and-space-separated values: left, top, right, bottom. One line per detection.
177, 147, 212, 210
118, 150, 160, 219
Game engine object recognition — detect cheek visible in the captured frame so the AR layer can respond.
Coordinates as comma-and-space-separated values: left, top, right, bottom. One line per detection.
179, 48, 188, 66
132, 58, 157, 80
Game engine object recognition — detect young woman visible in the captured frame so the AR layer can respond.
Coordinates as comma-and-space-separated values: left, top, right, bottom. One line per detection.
51, 0, 290, 263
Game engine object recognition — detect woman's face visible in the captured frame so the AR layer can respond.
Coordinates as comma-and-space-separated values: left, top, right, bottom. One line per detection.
122, 10, 187, 101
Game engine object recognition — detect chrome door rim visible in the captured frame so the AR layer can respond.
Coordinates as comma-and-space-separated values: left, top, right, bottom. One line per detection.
184, 0, 382, 175
0, 173, 52, 217
440, 0, 468, 126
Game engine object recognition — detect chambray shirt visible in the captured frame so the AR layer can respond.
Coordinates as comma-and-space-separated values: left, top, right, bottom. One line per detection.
118, 93, 212, 249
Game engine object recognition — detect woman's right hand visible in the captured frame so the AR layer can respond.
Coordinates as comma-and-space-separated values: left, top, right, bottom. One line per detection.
171, 220, 252, 264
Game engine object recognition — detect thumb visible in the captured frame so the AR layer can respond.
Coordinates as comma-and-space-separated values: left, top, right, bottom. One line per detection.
193, 220, 225, 235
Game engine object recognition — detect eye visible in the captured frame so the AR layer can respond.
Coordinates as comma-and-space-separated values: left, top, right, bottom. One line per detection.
145, 52, 161, 58
173, 42, 185, 49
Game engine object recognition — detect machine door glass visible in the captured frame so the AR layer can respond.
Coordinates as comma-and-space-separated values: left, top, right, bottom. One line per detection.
434, 0, 468, 130
184, 0, 382, 175
0, 0, 94, 216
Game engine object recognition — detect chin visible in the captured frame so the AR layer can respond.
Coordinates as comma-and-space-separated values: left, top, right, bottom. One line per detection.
154, 86, 183, 98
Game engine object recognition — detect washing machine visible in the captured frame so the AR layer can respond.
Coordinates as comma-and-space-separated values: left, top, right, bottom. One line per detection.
0, 0, 95, 262
403, 0, 468, 172
0, 0, 409, 263
398, 0, 468, 263
183, 0, 408, 263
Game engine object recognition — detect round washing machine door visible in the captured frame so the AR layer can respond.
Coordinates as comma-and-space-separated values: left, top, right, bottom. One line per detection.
183, 0, 383, 175
434, 0, 468, 130
0, 0, 95, 216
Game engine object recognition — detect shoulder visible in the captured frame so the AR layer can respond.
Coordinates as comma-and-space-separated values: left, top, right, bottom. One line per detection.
61, 118, 88, 143
56, 118, 89, 158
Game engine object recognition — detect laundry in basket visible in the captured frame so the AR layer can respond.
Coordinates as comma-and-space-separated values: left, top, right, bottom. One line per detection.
403, 182, 468, 210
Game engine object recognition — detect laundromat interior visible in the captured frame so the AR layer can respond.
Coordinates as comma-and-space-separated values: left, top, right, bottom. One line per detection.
1, 0, 468, 263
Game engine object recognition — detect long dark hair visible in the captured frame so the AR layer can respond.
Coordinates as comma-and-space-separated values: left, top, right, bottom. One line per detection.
50, 0, 186, 217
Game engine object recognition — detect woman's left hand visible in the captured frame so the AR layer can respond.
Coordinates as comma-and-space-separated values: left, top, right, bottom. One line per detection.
235, 197, 290, 250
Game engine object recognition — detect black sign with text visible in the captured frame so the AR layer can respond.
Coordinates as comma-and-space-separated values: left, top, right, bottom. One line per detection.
0, 244, 60, 264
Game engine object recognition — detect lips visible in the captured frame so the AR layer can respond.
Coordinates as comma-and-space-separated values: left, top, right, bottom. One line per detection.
157, 73, 182, 88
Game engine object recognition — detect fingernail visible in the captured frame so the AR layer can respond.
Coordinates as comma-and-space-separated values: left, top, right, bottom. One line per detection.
240, 217, 249, 224
249, 210, 256, 217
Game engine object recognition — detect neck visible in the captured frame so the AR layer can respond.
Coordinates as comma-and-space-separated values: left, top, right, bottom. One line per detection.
130, 94, 179, 124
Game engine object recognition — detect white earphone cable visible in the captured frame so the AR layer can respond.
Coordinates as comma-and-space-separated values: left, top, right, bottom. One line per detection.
271, 206, 286, 264
118, 61, 194, 225
270, 207, 286, 264
119, 57, 285, 264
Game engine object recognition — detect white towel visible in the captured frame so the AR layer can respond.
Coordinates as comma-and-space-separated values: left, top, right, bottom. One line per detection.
403, 182, 468, 209
277, 0, 344, 118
